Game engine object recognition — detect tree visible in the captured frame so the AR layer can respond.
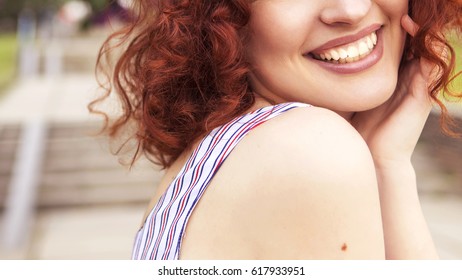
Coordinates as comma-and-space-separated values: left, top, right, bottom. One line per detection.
0, 0, 129, 32
0, 0, 66, 32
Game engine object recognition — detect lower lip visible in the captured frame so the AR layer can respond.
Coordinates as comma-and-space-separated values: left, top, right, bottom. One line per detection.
306, 28, 383, 74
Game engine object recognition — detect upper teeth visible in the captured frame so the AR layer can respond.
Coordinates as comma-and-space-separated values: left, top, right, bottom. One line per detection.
313, 32, 377, 63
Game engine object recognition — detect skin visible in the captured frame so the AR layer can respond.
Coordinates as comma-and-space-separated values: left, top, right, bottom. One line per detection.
246, 0, 408, 117
142, 0, 440, 259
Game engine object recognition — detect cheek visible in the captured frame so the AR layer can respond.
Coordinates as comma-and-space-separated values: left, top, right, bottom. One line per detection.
247, 26, 290, 59
376, 0, 408, 62
246, 3, 317, 59
377, 0, 408, 17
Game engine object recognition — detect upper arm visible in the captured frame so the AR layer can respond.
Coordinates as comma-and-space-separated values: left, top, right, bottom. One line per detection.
228, 106, 385, 259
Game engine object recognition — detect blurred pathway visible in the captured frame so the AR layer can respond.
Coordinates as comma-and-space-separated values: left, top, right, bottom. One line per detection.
0, 74, 100, 123
0, 73, 158, 259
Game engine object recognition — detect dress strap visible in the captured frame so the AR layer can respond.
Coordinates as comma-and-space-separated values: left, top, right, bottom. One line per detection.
132, 102, 310, 260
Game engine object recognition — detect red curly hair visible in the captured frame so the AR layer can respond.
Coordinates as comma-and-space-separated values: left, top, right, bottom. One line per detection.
90, 0, 462, 169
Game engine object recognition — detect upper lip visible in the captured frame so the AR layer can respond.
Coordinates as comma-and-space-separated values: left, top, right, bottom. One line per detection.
308, 23, 382, 54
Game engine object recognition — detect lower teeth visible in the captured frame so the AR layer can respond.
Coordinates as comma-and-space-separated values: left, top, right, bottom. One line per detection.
314, 49, 372, 64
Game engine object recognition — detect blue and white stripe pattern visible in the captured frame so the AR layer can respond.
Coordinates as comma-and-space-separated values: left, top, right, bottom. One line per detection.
131, 102, 310, 260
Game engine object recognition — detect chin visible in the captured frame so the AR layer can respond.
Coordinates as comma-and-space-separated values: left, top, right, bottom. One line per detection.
358, 87, 396, 112
326, 84, 397, 113
357, 75, 399, 110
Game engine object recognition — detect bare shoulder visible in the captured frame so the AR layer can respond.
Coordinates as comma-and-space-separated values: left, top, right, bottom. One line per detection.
222, 106, 386, 259
180, 106, 386, 259
237, 106, 376, 182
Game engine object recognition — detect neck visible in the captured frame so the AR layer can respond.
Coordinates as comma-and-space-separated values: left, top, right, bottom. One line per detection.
335, 111, 355, 123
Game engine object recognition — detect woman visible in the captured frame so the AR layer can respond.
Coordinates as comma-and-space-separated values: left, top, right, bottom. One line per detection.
91, 0, 462, 259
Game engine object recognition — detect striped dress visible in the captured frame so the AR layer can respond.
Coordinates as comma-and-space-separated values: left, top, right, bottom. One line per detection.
131, 102, 310, 260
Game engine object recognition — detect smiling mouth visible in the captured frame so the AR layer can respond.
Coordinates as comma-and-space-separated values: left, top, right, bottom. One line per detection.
310, 31, 378, 64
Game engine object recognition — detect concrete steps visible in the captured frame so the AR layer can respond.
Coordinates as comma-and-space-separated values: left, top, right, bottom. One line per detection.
416, 113, 462, 195
0, 122, 161, 210
0, 125, 21, 208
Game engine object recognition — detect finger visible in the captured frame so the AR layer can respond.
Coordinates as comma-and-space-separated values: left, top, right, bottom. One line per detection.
401, 14, 419, 37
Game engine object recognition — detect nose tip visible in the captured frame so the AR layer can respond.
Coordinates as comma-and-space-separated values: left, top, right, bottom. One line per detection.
320, 0, 372, 26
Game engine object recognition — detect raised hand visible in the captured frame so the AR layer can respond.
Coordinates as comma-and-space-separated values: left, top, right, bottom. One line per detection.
351, 14, 442, 259
351, 14, 443, 165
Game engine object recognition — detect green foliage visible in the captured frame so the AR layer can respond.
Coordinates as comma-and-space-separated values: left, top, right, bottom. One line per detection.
446, 34, 462, 99
0, 34, 17, 95
86, 0, 108, 12
0, 0, 63, 18
0, 0, 109, 22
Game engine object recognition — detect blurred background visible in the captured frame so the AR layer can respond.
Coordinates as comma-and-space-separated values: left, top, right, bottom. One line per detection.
0, 0, 461, 260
